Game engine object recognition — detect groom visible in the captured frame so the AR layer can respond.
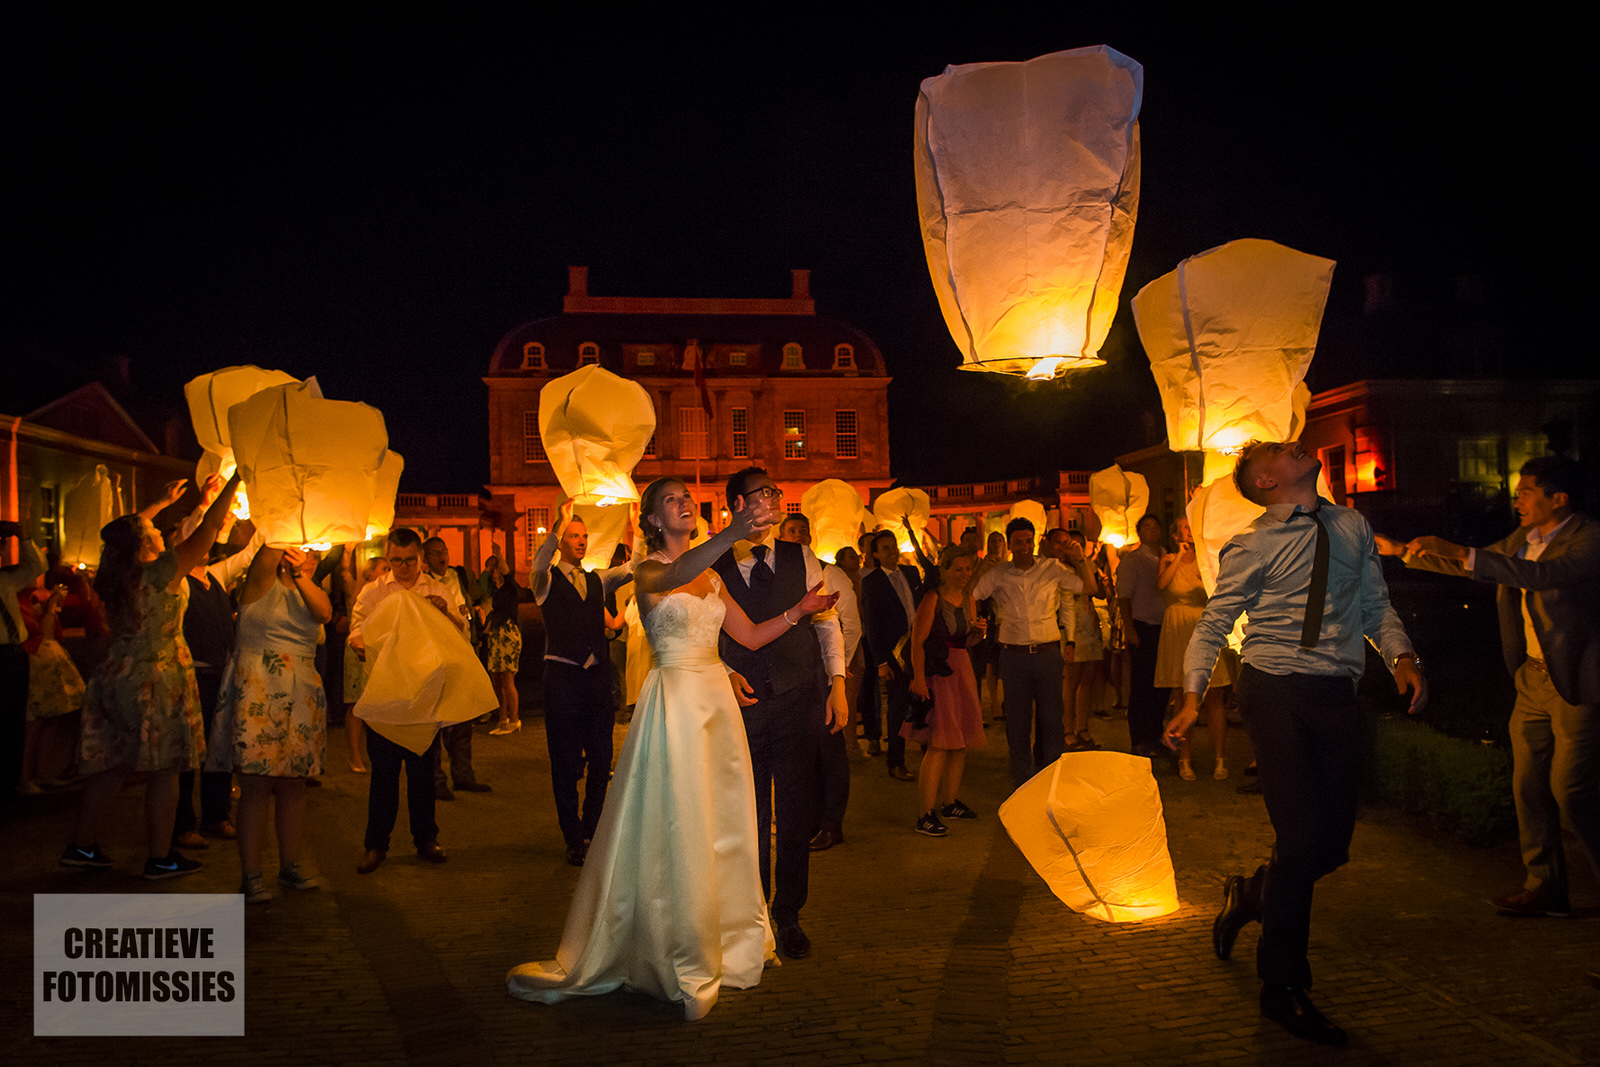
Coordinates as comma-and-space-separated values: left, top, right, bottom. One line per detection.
712, 468, 848, 960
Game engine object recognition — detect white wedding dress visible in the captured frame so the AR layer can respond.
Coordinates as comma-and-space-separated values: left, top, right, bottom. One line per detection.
507, 582, 774, 1020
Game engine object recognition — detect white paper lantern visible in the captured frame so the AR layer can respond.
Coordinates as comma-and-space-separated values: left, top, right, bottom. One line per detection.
366, 451, 405, 540
916, 46, 1143, 379
185, 365, 302, 517
1088, 465, 1149, 548
872, 487, 932, 555
228, 381, 389, 549
800, 479, 867, 564
572, 501, 630, 573
60, 464, 119, 569
999, 751, 1179, 923
539, 366, 656, 506
1007, 499, 1048, 539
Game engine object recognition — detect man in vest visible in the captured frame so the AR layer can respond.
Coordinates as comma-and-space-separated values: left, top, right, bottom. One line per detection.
531, 499, 635, 867
712, 468, 847, 959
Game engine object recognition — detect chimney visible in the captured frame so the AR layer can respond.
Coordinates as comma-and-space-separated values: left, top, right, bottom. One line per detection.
568, 266, 589, 297
791, 269, 811, 300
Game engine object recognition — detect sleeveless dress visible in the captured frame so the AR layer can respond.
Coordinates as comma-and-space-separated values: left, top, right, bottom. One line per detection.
507, 579, 773, 1020
900, 599, 987, 751
208, 582, 327, 776
1153, 561, 1236, 690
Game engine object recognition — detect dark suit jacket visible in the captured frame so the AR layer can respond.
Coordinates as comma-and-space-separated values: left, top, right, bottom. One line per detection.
862, 564, 928, 674
1406, 513, 1600, 706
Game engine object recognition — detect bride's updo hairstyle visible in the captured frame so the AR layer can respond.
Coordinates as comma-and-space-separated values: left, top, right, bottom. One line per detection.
639, 477, 690, 556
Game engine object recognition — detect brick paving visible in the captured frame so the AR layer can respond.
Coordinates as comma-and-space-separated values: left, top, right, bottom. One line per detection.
3, 709, 1597, 1065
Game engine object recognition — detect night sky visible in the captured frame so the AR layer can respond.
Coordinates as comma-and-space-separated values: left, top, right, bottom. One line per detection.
13, 13, 1582, 491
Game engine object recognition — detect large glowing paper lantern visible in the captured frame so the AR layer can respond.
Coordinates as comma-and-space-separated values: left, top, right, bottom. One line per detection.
915, 45, 1143, 379
801, 479, 867, 564
539, 366, 656, 507
1007, 499, 1048, 539
573, 501, 630, 572
60, 465, 119, 568
352, 590, 497, 754
228, 381, 389, 548
1088, 465, 1149, 548
1133, 239, 1334, 455
999, 751, 1179, 923
185, 365, 301, 516
872, 488, 932, 555
366, 451, 405, 540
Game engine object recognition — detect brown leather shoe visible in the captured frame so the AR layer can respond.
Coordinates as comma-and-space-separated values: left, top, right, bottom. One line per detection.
201, 820, 237, 840
808, 828, 840, 852
1490, 886, 1571, 917
887, 765, 915, 782
173, 830, 209, 850
356, 849, 386, 874
416, 842, 448, 864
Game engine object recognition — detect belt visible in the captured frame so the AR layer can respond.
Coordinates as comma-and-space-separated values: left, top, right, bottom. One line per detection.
1525, 657, 1548, 673
1000, 642, 1054, 654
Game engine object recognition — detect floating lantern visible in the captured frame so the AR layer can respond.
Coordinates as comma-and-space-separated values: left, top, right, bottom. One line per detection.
1007, 499, 1048, 540
999, 751, 1179, 923
915, 45, 1143, 378
539, 365, 656, 507
366, 451, 405, 540
60, 464, 119, 569
228, 380, 389, 549
800, 479, 868, 564
185, 365, 302, 519
352, 590, 497, 754
872, 487, 932, 556
1088, 464, 1150, 548
572, 501, 631, 572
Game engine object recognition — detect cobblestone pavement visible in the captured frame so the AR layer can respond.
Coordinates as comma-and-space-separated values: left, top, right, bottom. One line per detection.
4, 711, 1597, 1065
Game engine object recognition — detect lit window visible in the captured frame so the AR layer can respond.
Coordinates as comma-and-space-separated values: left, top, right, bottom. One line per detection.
637, 349, 656, 367
521, 342, 545, 370
782, 343, 804, 370
679, 407, 710, 460
729, 350, 748, 367
523, 412, 546, 463
835, 410, 858, 459
833, 344, 855, 370
579, 343, 600, 367
783, 410, 806, 459
731, 407, 749, 459
1319, 445, 1349, 500
525, 507, 550, 559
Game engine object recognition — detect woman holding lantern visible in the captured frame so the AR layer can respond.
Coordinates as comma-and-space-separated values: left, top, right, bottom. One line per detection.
1154, 517, 1233, 781
62, 473, 240, 878
207, 543, 332, 903
508, 476, 837, 1021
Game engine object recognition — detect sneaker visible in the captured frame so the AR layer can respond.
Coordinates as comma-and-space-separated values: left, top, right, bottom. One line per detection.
1490, 887, 1571, 918
277, 862, 321, 891
60, 844, 114, 869
916, 811, 949, 838
144, 853, 202, 881
240, 871, 272, 904
940, 799, 979, 821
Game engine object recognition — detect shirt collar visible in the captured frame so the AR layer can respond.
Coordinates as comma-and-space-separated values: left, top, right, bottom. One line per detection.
1262, 497, 1334, 523
1528, 514, 1576, 547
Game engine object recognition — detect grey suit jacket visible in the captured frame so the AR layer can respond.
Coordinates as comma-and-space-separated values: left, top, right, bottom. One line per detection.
1406, 513, 1600, 705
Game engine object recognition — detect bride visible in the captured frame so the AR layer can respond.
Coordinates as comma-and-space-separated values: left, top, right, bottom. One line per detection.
507, 477, 837, 1021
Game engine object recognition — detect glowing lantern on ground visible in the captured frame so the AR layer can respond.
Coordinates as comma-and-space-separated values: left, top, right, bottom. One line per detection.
800, 479, 867, 564
366, 451, 405, 540
539, 366, 656, 509
1007, 499, 1048, 540
915, 45, 1143, 379
185, 365, 301, 519
61, 465, 120, 569
228, 381, 389, 549
999, 751, 1179, 923
872, 488, 932, 555
1088, 465, 1149, 548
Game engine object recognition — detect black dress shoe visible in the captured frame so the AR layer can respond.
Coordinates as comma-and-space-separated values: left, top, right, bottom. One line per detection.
356, 849, 386, 874
565, 843, 588, 867
435, 784, 456, 801
776, 922, 810, 959
1213, 874, 1254, 960
454, 781, 492, 793
887, 765, 915, 782
1260, 985, 1346, 1046
808, 828, 834, 852
867, 740, 882, 757
416, 842, 448, 864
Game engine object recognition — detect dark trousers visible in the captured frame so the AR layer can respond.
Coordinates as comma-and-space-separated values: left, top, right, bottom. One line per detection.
433, 722, 479, 789
744, 681, 821, 925
1127, 620, 1165, 751
543, 661, 614, 849
177, 669, 232, 833
815, 709, 849, 834
1, 645, 26, 813
882, 668, 910, 768
999, 644, 1066, 786
857, 652, 881, 742
1238, 664, 1363, 989
364, 729, 441, 852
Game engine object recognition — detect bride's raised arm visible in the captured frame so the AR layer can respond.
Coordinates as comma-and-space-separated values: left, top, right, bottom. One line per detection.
719, 580, 839, 651
635, 494, 776, 615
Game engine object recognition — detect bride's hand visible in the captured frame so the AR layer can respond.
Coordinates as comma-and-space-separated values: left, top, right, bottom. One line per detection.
728, 670, 758, 707
794, 581, 838, 617
726, 497, 774, 542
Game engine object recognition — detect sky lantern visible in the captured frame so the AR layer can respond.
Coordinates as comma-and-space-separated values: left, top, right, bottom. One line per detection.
60, 464, 121, 569
227, 380, 390, 550
1007, 499, 1048, 539
366, 451, 405, 541
915, 45, 1143, 380
539, 365, 656, 509
185, 365, 300, 519
1088, 464, 1149, 548
1000, 752, 1179, 923
800, 479, 867, 564
872, 487, 932, 555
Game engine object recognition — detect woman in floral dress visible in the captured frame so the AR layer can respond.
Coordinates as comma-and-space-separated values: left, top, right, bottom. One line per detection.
63, 474, 240, 878
209, 543, 332, 903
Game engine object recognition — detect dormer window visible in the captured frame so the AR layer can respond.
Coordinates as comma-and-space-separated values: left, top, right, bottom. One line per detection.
637, 349, 656, 367
579, 343, 600, 367
729, 350, 748, 367
521, 342, 545, 371
781, 343, 803, 370
832, 344, 855, 370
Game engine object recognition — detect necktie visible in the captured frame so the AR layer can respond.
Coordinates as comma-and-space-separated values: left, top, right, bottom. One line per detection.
568, 565, 587, 600
1300, 510, 1330, 649
749, 545, 774, 593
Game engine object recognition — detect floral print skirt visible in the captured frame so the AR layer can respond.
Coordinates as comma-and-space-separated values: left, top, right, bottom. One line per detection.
486, 621, 523, 674
208, 647, 326, 777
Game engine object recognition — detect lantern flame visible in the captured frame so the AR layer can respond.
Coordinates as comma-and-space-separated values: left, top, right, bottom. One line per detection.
595, 496, 618, 507
302, 542, 332, 552
1026, 357, 1065, 381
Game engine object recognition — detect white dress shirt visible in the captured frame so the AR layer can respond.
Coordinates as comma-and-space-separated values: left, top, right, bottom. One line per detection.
349, 570, 462, 651
970, 557, 1084, 646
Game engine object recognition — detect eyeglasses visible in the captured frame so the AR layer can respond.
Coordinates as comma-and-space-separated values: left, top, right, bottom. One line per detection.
748, 486, 783, 502
388, 555, 420, 567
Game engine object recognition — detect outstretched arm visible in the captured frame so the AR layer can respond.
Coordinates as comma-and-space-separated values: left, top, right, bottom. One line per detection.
635, 495, 775, 601
718, 580, 838, 652
173, 474, 240, 577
